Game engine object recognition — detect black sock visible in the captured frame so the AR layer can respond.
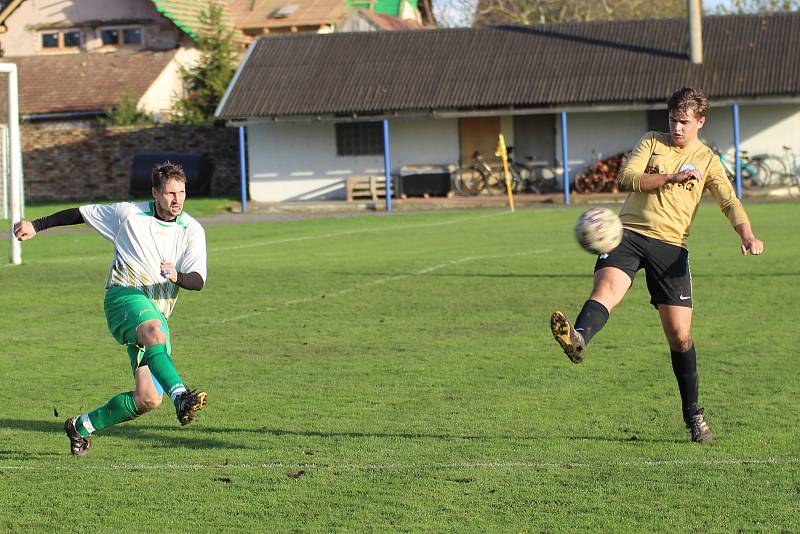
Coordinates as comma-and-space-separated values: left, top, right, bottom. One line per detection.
671, 344, 699, 417
573, 299, 609, 345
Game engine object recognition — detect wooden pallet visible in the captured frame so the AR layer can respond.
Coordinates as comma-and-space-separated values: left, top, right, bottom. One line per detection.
346, 175, 386, 201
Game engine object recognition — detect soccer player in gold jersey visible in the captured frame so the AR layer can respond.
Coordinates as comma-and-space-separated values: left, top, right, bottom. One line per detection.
551, 87, 764, 443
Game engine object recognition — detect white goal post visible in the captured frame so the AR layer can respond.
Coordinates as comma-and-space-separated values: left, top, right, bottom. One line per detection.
1, 63, 22, 265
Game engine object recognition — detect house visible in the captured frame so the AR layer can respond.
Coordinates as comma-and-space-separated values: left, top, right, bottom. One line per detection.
0, 0, 206, 120
215, 13, 800, 202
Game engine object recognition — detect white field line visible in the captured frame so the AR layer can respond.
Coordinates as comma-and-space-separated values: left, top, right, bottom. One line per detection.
5, 211, 515, 267
211, 210, 514, 254
1, 457, 798, 472
218, 248, 549, 323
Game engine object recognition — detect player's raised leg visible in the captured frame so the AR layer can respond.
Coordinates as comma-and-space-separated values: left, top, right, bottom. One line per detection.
551, 266, 629, 363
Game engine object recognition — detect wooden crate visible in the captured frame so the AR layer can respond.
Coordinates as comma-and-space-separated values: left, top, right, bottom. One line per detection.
346, 175, 386, 201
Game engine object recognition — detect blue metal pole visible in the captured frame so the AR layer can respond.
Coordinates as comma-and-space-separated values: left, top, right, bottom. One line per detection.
561, 111, 570, 206
732, 104, 742, 199
383, 119, 392, 213
238, 126, 248, 214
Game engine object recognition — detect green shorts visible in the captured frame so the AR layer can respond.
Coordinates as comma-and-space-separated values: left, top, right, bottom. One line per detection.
104, 286, 172, 374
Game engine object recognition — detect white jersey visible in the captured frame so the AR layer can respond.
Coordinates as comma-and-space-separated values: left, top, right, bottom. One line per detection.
79, 201, 207, 318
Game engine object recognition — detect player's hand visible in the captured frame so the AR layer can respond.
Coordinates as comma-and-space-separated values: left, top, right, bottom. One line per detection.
740, 236, 764, 256
161, 261, 178, 282
12, 220, 36, 241
671, 169, 702, 184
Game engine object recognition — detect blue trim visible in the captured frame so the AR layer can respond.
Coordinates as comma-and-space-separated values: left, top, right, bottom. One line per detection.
732, 103, 742, 199
383, 119, 392, 213
561, 112, 570, 206
239, 126, 248, 214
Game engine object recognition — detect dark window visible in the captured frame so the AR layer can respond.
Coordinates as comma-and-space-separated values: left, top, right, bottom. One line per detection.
335, 122, 384, 156
123, 28, 142, 44
101, 29, 119, 45
647, 109, 669, 133
42, 33, 59, 48
63, 31, 81, 47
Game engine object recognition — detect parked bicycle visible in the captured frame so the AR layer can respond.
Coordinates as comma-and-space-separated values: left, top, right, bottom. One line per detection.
454, 150, 524, 196
718, 149, 770, 188
753, 145, 800, 188
454, 149, 559, 195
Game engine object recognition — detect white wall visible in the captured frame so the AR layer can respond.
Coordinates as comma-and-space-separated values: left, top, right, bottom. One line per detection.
247, 117, 459, 202
702, 104, 800, 157
555, 110, 648, 181
138, 47, 197, 121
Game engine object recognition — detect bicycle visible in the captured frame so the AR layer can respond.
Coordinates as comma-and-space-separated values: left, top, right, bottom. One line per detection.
755, 145, 800, 188
507, 149, 560, 194
454, 150, 525, 196
717, 149, 770, 188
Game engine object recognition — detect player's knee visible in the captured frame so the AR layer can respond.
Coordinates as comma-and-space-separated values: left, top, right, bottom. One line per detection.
669, 335, 693, 353
134, 392, 163, 413
136, 320, 166, 346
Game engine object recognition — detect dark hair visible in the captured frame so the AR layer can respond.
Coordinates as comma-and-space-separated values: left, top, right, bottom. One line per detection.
151, 161, 186, 189
667, 87, 709, 118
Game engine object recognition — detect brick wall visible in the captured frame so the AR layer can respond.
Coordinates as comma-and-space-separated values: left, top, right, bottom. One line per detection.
21, 122, 241, 201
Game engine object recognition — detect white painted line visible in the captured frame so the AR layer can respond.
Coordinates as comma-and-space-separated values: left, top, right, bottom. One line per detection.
219, 248, 549, 323
1, 457, 798, 472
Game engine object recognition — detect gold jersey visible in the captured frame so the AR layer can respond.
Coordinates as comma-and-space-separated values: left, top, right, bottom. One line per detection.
616, 132, 749, 248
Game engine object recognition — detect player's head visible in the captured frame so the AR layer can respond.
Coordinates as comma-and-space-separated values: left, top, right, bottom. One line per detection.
667, 87, 707, 148
151, 162, 186, 220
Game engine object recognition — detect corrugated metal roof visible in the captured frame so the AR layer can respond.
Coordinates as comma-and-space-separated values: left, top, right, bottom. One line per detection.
216, 13, 800, 119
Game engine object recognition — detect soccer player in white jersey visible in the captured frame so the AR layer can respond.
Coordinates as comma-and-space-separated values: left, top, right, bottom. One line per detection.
13, 162, 208, 456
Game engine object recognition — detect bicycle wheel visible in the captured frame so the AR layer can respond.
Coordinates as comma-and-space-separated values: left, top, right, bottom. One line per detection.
455, 167, 484, 195
755, 156, 785, 186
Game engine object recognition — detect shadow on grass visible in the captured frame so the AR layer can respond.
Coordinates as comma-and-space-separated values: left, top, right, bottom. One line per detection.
0, 418, 236, 450
334, 271, 800, 280
0, 418, 683, 447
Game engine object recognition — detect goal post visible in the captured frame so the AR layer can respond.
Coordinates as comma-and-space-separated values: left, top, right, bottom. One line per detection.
0, 63, 22, 265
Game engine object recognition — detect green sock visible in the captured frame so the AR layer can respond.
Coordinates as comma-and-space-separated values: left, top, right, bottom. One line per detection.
143, 344, 186, 405
81, 391, 140, 435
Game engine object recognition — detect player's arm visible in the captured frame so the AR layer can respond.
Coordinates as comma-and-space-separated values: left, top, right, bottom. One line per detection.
13, 208, 85, 241
617, 133, 701, 192
159, 262, 205, 291
704, 158, 764, 256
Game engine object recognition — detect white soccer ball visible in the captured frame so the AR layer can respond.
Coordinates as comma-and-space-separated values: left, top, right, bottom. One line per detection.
574, 207, 623, 255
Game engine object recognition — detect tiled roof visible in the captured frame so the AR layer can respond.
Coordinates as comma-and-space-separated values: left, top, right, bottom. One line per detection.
1, 50, 177, 116
216, 13, 800, 119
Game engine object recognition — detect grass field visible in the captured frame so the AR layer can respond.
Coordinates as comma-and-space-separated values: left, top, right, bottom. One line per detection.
0, 201, 798, 532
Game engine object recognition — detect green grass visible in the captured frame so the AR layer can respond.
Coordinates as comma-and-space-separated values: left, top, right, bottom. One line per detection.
0, 202, 798, 532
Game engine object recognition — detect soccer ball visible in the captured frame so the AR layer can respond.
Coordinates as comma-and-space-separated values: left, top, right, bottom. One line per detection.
574, 207, 623, 255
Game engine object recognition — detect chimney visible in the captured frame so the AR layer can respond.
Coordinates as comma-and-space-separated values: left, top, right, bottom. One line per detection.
688, 0, 703, 64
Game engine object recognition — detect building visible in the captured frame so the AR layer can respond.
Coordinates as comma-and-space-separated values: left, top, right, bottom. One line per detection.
216, 13, 800, 202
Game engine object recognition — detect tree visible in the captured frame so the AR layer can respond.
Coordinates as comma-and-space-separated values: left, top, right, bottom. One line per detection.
472, 0, 687, 27
99, 94, 154, 126
714, 0, 800, 13
173, 1, 238, 124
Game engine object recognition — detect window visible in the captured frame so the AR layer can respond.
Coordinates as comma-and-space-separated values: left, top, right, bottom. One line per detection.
123, 28, 142, 44
40, 30, 82, 50
42, 33, 59, 48
100, 29, 119, 45
100, 27, 143, 46
335, 122, 384, 156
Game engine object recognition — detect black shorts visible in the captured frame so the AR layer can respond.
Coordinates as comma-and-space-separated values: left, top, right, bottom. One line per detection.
594, 229, 693, 309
